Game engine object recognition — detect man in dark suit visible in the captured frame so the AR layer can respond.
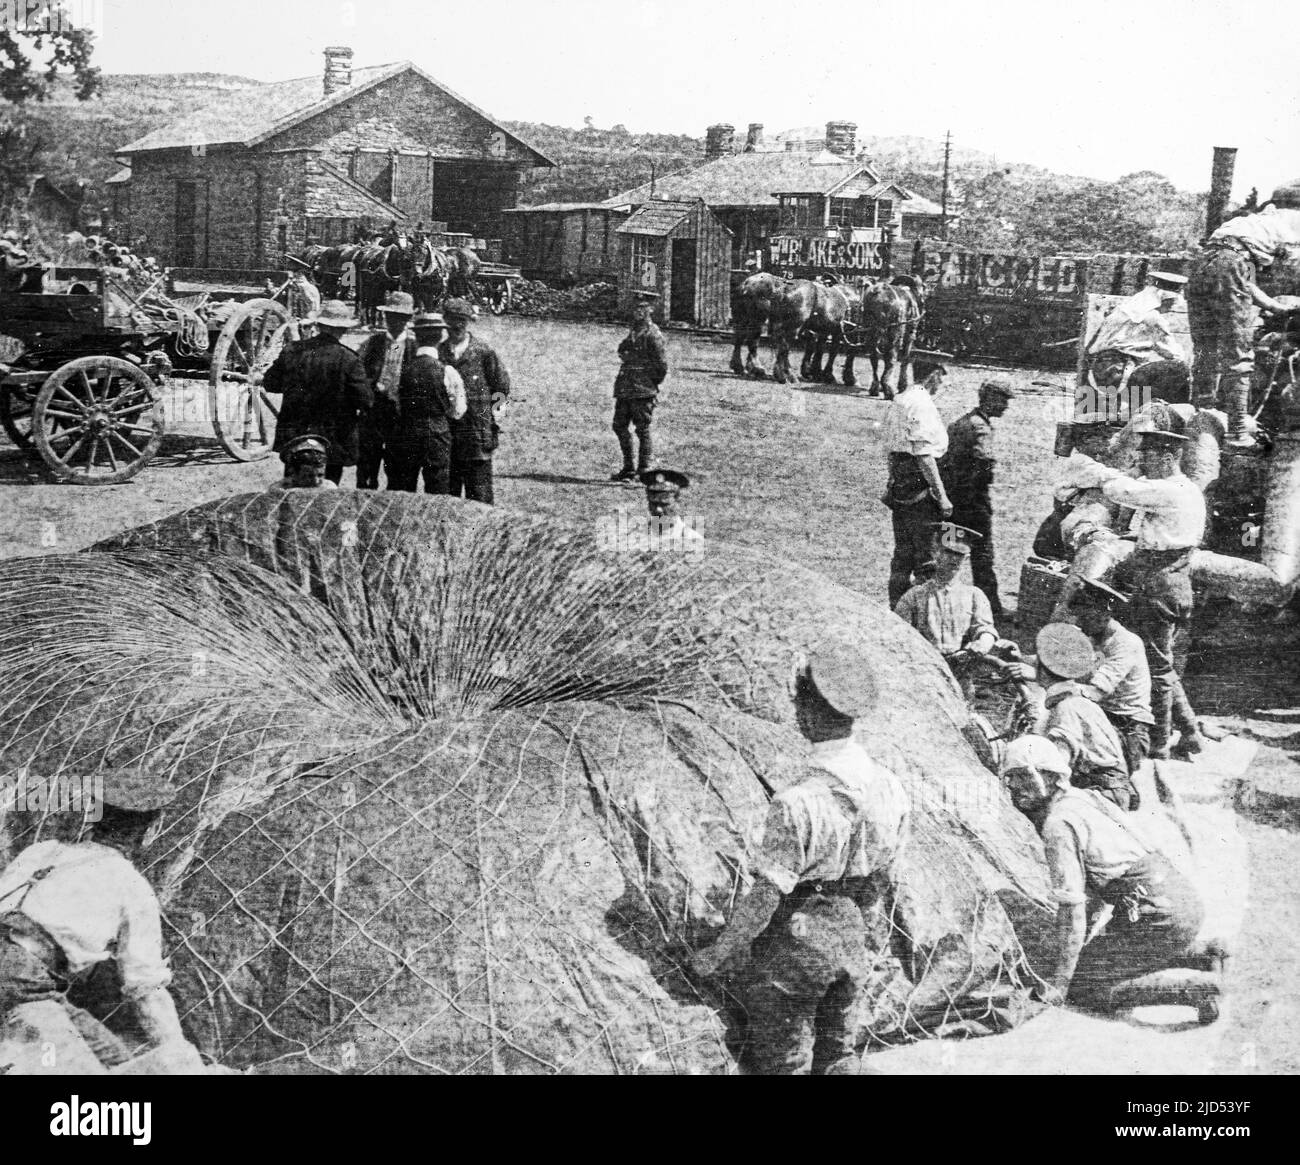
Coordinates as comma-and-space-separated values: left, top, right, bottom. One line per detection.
261, 299, 372, 485
438, 298, 511, 505
388, 313, 467, 494
356, 291, 417, 489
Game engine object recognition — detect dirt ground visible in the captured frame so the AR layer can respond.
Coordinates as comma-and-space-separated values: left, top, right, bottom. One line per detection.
1, 314, 1296, 1075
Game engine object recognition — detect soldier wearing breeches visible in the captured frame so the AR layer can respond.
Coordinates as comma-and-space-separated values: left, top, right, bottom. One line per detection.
610, 292, 668, 481
692, 646, 910, 1075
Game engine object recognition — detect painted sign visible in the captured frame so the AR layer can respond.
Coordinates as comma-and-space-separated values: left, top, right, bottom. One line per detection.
769, 235, 891, 275
913, 246, 1084, 302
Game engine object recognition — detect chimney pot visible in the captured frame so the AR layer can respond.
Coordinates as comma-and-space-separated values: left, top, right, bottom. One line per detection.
704, 124, 736, 160
744, 123, 764, 153
324, 46, 354, 96
825, 120, 857, 158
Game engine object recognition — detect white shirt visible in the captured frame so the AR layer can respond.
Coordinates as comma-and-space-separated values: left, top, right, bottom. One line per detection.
0, 840, 171, 994
416, 346, 468, 420
751, 738, 910, 894
1099, 469, 1205, 551
1210, 206, 1300, 265
893, 576, 995, 655
1085, 621, 1154, 724
1042, 788, 1152, 906
446, 334, 471, 362
882, 385, 948, 458
1089, 287, 1186, 362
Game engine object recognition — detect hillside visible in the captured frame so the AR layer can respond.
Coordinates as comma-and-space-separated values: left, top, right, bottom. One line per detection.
2, 72, 1207, 253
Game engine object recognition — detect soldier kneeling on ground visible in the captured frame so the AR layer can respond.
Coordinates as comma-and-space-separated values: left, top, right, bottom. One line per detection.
1002, 734, 1222, 1024
0, 772, 205, 1072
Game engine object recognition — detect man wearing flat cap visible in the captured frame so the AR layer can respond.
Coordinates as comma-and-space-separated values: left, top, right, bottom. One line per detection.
1033, 622, 1137, 810
356, 290, 419, 489
438, 298, 511, 504
1187, 189, 1300, 446
692, 646, 909, 1075
1068, 428, 1206, 760
881, 353, 954, 606
0, 771, 204, 1071
939, 377, 1015, 614
262, 299, 372, 485
610, 292, 668, 482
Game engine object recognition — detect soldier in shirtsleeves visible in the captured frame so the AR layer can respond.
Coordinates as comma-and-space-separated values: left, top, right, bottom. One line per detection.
880, 354, 953, 606
610, 291, 669, 482
1002, 734, 1221, 1023
692, 646, 910, 1075
1068, 428, 1207, 760
0, 771, 204, 1071
1031, 622, 1138, 812
939, 376, 1016, 615
356, 290, 418, 490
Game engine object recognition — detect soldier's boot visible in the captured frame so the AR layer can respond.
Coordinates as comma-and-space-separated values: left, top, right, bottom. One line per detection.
1108, 968, 1223, 1025
610, 431, 636, 481
636, 431, 654, 473
1150, 686, 1174, 760
1221, 372, 1256, 447
1169, 684, 1205, 760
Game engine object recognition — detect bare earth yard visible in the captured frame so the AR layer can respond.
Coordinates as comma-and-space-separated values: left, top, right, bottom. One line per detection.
1, 314, 1296, 1074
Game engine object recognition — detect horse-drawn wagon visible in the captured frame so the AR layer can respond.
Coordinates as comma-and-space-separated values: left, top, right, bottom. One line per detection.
0, 268, 292, 483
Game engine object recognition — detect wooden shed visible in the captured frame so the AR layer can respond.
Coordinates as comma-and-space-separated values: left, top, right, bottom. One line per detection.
500, 203, 630, 283
615, 199, 733, 327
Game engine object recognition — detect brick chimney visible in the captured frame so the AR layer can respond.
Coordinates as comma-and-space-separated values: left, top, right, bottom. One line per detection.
825, 120, 857, 157
744, 123, 764, 153
323, 46, 353, 96
704, 124, 736, 160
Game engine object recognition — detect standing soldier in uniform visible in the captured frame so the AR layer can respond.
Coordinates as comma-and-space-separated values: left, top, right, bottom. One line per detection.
692, 646, 910, 1075
939, 377, 1016, 614
1069, 429, 1207, 760
610, 291, 668, 481
1186, 185, 1300, 446
356, 291, 417, 490
0, 772, 204, 1071
261, 299, 372, 486
881, 355, 953, 606
439, 298, 511, 505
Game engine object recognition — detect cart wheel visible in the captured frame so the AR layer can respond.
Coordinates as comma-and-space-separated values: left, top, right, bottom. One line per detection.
0, 383, 37, 450
32, 356, 163, 484
209, 297, 291, 461
488, 280, 511, 316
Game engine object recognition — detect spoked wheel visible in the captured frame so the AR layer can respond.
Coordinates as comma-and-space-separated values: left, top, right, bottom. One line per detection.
487, 279, 511, 315
32, 357, 164, 484
0, 382, 37, 450
208, 297, 291, 461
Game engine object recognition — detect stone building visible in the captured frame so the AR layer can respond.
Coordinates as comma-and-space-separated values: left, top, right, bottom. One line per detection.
113, 47, 553, 269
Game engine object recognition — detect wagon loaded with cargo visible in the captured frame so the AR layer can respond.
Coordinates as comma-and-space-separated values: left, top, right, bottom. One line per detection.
0, 266, 295, 483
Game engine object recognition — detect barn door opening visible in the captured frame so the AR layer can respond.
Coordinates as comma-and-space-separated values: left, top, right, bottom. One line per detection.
670, 238, 696, 323
174, 180, 199, 266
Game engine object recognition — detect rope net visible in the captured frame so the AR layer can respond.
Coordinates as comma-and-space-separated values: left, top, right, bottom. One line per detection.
0, 492, 1053, 1073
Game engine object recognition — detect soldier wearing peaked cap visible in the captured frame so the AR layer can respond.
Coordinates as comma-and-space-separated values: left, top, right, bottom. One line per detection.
268, 433, 339, 491
1069, 428, 1207, 760
0, 770, 204, 1072
939, 377, 1016, 614
610, 292, 669, 482
692, 645, 910, 1075
619, 468, 703, 551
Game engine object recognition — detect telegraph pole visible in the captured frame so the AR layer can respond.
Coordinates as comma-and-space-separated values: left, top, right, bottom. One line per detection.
940, 130, 952, 240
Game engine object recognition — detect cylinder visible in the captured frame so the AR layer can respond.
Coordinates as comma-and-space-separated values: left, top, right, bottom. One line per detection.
704, 124, 735, 160
1206, 147, 1237, 237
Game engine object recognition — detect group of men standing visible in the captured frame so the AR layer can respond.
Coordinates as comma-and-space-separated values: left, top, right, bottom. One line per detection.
263, 292, 510, 503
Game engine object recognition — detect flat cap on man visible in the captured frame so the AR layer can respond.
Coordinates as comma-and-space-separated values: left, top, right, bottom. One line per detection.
1036, 622, 1097, 681
802, 645, 876, 720
639, 468, 690, 491
979, 376, 1016, 398
442, 297, 476, 320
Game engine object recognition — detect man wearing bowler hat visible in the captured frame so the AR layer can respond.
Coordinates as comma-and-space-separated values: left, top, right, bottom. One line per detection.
438, 298, 511, 504
1068, 428, 1207, 760
940, 377, 1016, 615
691, 645, 909, 1075
262, 299, 372, 486
357, 290, 418, 489
610, 291, 668, 482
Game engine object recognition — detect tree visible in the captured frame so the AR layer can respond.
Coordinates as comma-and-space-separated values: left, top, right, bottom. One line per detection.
1, 19, 101, 103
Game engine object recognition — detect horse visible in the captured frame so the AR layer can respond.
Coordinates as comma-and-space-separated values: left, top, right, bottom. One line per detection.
858, 274, 926, 398
410, 238, 482, 311
353, 230, 413, 325
769, 278, 859, 385
730, 272, 786, 377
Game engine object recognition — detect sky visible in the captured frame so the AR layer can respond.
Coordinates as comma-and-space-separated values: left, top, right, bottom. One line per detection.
69, 0, 1300, 196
